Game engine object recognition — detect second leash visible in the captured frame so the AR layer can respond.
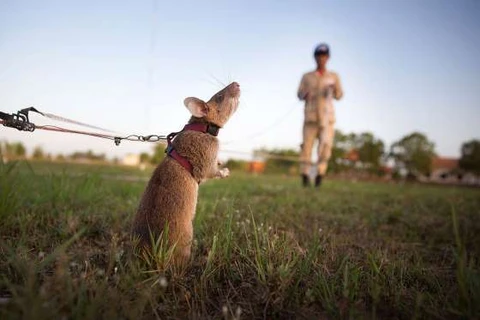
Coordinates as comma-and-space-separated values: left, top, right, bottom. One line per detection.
0, 108, 168, 146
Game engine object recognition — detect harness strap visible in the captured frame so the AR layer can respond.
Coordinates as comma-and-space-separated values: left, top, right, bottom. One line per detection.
168, 148, 193, 173
165, 122, 220, 176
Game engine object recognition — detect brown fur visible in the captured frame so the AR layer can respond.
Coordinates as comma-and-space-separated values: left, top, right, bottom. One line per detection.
132, 82, 240, 266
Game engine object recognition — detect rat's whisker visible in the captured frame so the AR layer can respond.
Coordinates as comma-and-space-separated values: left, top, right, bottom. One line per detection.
201, 76, 221, 89
207, 72, 226, 88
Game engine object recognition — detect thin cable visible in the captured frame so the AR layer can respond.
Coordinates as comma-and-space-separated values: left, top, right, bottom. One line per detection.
36, 125, 115, 140
26, 107, 117, 133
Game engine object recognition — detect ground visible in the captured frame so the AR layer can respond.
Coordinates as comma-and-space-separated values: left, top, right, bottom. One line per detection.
0, 160, 479, 319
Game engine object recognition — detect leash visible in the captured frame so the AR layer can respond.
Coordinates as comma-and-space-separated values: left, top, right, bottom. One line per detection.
0, 107, 167, 145
1, 107, 314, 165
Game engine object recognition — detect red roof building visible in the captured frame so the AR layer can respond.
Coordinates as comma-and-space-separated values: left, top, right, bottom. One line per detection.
431, 157, 458, 171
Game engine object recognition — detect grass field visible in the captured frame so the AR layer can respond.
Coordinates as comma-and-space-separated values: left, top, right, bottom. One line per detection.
0, 160, 479, 319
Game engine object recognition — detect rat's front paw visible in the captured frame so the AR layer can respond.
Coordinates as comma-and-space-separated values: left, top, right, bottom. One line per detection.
217, 167, 230, 178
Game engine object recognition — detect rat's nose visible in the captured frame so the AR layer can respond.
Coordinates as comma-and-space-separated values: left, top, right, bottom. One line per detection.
230, 82, 240, 93
227, 82, 240, 96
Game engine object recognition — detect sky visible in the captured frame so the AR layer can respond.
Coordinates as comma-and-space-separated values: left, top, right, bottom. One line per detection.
1, 0, 479, 162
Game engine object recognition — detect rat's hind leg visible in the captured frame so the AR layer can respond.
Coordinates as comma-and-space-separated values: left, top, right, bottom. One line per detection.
170, 221, 193, 267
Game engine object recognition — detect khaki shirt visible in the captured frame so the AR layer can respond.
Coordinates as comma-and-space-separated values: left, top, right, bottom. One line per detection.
297, 70, 343, 126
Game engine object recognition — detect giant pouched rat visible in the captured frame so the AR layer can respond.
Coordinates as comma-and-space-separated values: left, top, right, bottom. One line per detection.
132, 82, 240, 266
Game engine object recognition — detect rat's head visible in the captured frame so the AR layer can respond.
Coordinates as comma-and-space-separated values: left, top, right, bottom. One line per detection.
184, 82, 240, 127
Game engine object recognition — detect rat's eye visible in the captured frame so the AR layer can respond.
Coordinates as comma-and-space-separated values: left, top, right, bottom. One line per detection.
215, 94, 224, 104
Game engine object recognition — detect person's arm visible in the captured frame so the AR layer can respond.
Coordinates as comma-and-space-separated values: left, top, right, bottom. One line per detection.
297, 74, 309, 101
333, 73, 343, 100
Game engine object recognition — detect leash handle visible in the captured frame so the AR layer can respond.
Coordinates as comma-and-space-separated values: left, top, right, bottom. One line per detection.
0, 111, 12, 121
0, 109, 36, 132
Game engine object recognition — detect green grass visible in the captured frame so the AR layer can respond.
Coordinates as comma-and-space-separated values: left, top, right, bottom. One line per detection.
9, 159, 154, 177
0, 160, 479, 319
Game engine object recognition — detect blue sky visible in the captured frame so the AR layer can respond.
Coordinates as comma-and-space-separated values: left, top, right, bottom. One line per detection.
1, 0, 479, 161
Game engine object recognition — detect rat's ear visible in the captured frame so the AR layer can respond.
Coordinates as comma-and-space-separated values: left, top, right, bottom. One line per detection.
184, 97, 208, 117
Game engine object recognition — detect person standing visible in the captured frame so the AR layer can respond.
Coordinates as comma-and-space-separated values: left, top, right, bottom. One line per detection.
297, 43, 344, 187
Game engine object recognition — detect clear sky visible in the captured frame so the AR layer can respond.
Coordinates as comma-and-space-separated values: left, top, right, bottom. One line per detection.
1, 0, 479, 161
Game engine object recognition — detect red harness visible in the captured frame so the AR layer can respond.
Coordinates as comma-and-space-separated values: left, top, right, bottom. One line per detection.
165, 122, 220, 176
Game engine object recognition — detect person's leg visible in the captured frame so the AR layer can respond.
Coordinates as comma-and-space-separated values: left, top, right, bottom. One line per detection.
300, 123, 318, 187
316, 123, 335, 187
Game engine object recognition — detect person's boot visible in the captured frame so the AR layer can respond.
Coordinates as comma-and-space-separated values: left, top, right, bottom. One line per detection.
301, 174, 310, 187
314, 174, 323, 187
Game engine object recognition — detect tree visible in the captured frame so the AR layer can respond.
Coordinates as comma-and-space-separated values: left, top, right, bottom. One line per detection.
32, 146, 45, 160
390, 132, 436, 177
328, 129, 348, 172
0, 141, 26, 158
4, 142, 15, 157
69, 150, 105, 161
150, 143, 167, 164
85, 149, 105, 161
225, 159, 248, 171
328, 131, 385, 173
356, 132, 385, 170
139, 152, 151, 164
459, 139, 480, 175
11, 142, 26, 157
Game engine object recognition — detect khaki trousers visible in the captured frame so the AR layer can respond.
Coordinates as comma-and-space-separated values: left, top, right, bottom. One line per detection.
300, 122, 335, 176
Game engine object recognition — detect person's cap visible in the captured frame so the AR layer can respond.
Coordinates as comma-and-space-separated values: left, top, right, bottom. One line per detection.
314, 43, 330, 56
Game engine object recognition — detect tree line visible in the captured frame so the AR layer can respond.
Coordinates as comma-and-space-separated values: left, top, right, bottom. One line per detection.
0, 140, 168, 165
2, 133, 479, 178
0, 141, 106, 162
238, 131, 480, 178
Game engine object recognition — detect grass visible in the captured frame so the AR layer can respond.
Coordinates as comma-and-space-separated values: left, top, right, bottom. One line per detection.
0, 159, 479, 319
8, 159, 154, 177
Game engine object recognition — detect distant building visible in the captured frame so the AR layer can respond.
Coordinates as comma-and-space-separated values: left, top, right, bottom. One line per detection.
428, 156, 479, 186
122, 153, 140, 166
248, 161, 265, 174
462, 172, 480, 186
345, 149, 359, 162
430, 157, 459, 182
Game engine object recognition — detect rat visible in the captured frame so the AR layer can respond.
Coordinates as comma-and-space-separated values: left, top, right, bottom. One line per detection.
132, 82, 240, 267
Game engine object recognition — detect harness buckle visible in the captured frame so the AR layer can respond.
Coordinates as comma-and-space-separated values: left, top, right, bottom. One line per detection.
207, 124, 220, 136
165, 144, 173, 155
